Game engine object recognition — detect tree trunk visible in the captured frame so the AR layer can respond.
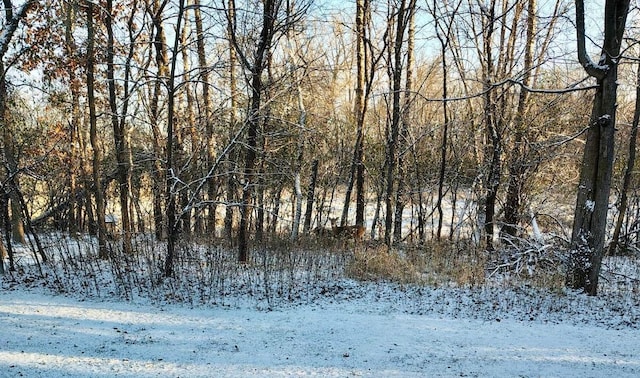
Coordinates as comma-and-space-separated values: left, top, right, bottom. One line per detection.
0, 69, 25, 244
0, 2, 38, 245
393, 2, 416, 243
149, 0, 169, 240
225, 0, 238, 242
432, 0, 458, 241
234, 0, 277, 262
15, 186, 47, 263
179, 9, 195, 236
503, 0, 536, 239
568, 0, 630, 295
392, 162, 406, 242
163, 0, 186, 278
269, 185, 283, 234
303, 159, 319, 234
0, 228, 5, 274
384, 0, 412, 246
0, 7, 26, 243
85, 1, 108, 259
291, 141, 304, 240
193, 0, 216, 234
255, 124, 267, 242
1, 194, 15, 272
254, 60, 273, 243
609, 60, 640, 256
287, 17, 307, 241
105, 0, 133, 254
63, 0, 81, 235
342, 0, 368, 229
481, 1, 500, 251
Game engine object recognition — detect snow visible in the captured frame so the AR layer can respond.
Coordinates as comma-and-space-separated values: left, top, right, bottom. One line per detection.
585, 200, 595, 212
1, 283, 639, 377
2, 232, 640, 377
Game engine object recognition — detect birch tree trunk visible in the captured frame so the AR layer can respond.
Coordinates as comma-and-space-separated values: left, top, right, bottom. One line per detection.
291, 93, 306, 241
285, 5, 307, 240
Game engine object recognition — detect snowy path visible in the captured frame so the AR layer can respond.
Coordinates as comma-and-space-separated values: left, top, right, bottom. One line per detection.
1, 289, 639, 377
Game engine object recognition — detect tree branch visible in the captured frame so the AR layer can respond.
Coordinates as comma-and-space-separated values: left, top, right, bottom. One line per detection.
575, 0, 607, 79
413, 76, 597, 103
0, 0, 34, 59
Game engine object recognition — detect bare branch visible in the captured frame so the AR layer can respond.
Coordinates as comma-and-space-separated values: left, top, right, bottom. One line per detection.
413, 76, 597, 103
0, 0, 33, 59
575, 0, 607, 79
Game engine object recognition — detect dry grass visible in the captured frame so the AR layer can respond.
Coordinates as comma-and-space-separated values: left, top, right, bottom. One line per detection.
346, 243, 419, 283
416, 240, 487, 287
344, 239, 486, 287
344, 238, 567, 290
9, 231, 630, 303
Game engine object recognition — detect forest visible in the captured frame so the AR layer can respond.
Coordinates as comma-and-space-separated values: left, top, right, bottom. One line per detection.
0, 0, 639, 299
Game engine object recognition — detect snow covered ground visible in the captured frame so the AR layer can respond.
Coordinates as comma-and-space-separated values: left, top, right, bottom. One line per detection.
1, 282, 639, 377
2, 232, 639, 377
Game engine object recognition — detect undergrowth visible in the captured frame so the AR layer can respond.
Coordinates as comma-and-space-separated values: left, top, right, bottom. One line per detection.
2, 232, 639, 308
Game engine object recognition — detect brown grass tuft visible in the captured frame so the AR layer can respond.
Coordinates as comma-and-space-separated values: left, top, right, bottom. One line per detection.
346, 243, 419, 283
345, 239, 487, 287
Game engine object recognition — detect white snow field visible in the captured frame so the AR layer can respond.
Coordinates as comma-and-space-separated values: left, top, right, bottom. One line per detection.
1, 284, 639, 378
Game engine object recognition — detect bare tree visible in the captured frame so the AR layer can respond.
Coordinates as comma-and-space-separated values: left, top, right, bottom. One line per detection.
393, 0, 417, 242
0, 0, 34, 245
148, 0, 169, 240
163, 0, 187, 277
568, 0, 630, 295
62, 0, 82, 235
104, 0, 135, 254
288, 42, 307, 240
353, 0, 369, 230
85, 0, 108, 259
228, 0, 281, 262
502, 0, 536, 239
192, 0, 216, 234
224, 0, 238, 242
431, 0, 461, 241
479, 0, 502, 251
383, 0, 416, 246
303, 159, 319, 234
342, 0, 369, 229
609, 60, 640, 256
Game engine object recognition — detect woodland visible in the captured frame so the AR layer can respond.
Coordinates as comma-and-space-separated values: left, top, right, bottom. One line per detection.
0, 0, 639, 298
